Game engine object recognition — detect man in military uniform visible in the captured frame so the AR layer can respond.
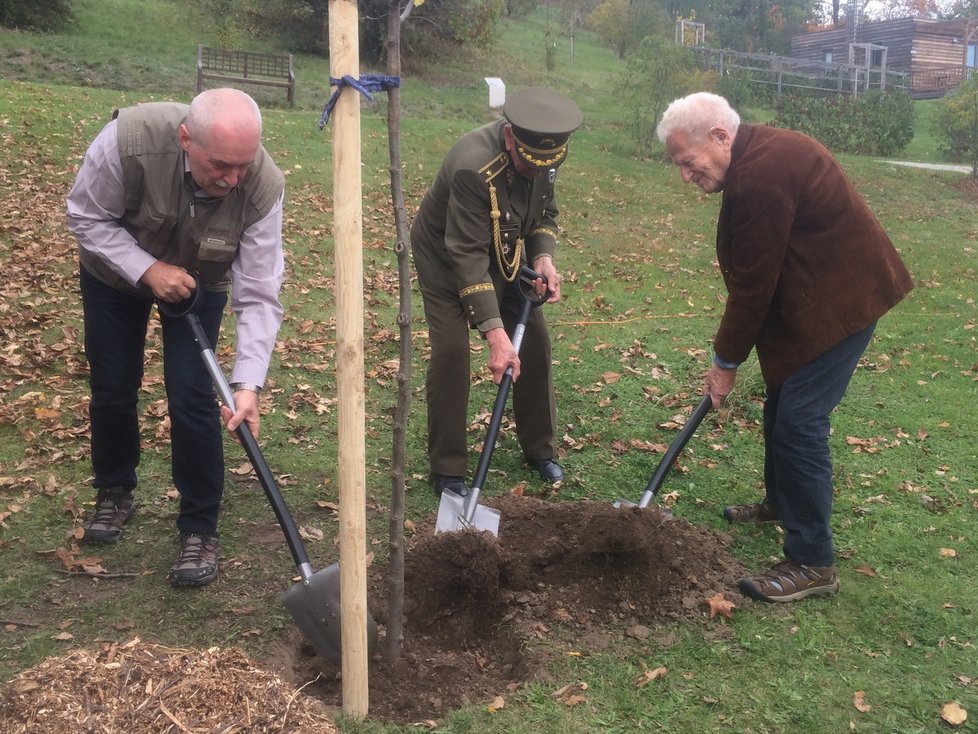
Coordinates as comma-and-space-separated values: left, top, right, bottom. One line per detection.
411, 87, 582, 497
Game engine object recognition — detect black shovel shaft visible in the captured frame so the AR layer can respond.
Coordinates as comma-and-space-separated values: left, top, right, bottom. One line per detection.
638, 394, 713, 508
185, 313, 314, 579
470, 297, 532, 496
462, 266, 545, 523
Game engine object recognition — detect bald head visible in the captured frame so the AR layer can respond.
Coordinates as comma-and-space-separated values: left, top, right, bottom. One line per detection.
185, 87, 262, 149
179, 88, 264, 198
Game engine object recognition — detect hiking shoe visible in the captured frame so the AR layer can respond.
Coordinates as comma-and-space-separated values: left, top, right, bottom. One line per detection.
169, 531, 220, 588
81, 487, 135, 544
723, 501, 780, 524
739, 559, 839, 603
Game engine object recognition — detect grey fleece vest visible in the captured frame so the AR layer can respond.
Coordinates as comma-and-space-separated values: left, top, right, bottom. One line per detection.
79, 102, 285, 297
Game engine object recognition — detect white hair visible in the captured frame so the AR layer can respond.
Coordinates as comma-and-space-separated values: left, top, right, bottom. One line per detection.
656, 92, 741, 144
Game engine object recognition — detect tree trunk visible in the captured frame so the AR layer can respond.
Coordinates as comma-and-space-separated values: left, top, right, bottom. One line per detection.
384, 0, 414, 660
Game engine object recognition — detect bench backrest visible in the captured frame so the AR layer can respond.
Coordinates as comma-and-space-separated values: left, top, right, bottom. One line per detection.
196, 44, 295, 107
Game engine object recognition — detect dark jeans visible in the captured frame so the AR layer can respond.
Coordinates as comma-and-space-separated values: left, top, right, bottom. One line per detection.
80, 267, 228, 534
762, 322, 876, 567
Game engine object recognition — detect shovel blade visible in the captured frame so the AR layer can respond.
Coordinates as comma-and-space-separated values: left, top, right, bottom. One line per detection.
280, 564, 378, 665
435, 490, 501, 536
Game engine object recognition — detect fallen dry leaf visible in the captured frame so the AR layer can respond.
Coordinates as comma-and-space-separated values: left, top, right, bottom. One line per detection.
704, 592, 736, 619
486, 695, 505, 713
939, 548, 958, 558
853, 690, 872, 713
941, 701, 968, 726
634, 666, 668, 687
298, 525, 324, 542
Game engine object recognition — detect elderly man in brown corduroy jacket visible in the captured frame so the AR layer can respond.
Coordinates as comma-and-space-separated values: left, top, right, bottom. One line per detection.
657, 92, 913, 603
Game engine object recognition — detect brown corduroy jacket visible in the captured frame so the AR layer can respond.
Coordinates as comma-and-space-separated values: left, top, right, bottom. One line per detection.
713, 124, 914, 387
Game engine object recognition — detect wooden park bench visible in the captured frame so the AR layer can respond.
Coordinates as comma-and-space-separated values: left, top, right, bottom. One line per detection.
196, 44, 296, 107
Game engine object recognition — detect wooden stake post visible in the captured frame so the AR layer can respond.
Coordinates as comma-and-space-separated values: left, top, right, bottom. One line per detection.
328, 0, 370, 718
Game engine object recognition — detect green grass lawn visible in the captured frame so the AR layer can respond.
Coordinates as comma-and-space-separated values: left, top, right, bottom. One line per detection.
1, 2, 977, 732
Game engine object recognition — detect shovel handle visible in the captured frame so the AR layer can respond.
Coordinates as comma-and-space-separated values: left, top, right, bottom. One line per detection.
159, 278, 315, 581
462, 268, 547, 523
183, 314, 315, 580
637, 394, 713, 508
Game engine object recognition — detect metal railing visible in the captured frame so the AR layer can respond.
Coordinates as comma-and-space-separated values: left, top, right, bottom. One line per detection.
687, 46, 911, 98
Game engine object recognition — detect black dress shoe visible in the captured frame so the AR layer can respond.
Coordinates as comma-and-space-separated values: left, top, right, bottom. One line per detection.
527, 458, 564, 484
431, 474, 469, 498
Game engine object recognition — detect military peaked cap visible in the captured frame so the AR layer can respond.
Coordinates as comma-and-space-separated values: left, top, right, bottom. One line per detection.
503, 88, 582, 170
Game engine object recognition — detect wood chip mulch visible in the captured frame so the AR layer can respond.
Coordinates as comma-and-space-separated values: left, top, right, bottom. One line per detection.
0, 638, 337, 734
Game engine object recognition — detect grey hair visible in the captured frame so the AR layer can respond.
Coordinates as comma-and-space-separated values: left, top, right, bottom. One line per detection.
185, 88, 262, 147
656, 92, 740, 144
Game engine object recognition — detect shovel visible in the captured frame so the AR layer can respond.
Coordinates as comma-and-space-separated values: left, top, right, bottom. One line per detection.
158, 279, 377, 665
435, 266, 548, 536
615, 394, 713, 510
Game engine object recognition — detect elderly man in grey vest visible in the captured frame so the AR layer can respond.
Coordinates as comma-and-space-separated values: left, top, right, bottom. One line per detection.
67, 88, 286, 587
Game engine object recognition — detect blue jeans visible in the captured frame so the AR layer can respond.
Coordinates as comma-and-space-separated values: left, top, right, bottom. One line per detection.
80, 267, 228, 534
762, 322, 876, 567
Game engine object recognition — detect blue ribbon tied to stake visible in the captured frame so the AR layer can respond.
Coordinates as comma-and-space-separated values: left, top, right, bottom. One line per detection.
318, 74, 401, 129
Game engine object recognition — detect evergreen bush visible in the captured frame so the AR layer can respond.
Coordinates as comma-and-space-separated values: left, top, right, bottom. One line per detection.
773, 90, 913, 155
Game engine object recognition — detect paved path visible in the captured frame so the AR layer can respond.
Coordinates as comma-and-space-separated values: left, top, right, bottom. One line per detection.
878, 160, 972, 174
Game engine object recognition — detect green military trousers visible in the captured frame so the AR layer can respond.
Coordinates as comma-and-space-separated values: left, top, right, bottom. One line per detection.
413, 251, 558, 478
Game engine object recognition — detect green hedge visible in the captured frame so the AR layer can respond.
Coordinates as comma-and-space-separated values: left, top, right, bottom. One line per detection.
773, 90, 914, 156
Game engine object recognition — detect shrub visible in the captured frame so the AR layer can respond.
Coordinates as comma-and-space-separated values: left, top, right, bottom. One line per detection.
932, 74, 978, 171
773, 90, 914, 156
615, 35, 703, 156
0, 0, 74, 32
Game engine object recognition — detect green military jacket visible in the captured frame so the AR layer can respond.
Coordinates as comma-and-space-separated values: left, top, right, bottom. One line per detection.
411, 118, 561, 332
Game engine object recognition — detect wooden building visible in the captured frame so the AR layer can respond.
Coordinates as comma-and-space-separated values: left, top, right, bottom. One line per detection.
791, 17, 977, 98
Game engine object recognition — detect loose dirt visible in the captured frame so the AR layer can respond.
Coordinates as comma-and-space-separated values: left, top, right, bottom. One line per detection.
293, 494, 748, 724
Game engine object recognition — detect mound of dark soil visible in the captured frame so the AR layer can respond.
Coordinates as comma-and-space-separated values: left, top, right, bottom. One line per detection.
295, 495, 748, 724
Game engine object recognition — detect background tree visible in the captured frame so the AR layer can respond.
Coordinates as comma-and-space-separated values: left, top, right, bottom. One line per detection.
587, 0, 667, 58
615, 35, 702, 153
0, 0, 74, 31
247, 0, 506, 63
502, 0, 538, 16
708, 0, 817, 53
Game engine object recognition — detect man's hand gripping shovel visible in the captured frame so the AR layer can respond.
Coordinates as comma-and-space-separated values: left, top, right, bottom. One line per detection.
614, 394, 713, 513
435, 266, 549, 537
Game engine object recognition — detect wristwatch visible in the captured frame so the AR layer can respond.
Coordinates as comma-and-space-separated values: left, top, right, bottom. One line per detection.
229, 382, 262, 394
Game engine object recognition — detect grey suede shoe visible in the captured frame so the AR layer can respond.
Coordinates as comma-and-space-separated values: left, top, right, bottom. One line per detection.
169, 531, 219, 588
739, 560, 839, 603
81, 487, 135, 544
